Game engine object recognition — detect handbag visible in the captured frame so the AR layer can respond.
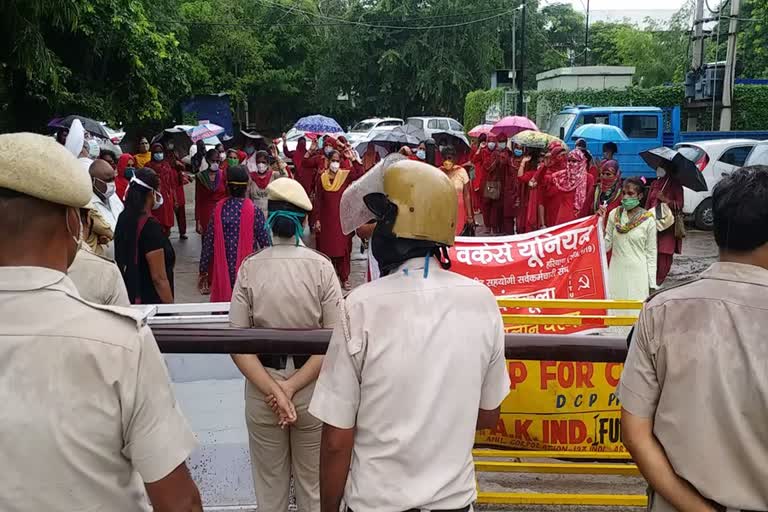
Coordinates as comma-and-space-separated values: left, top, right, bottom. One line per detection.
483, 180, 501, 200
655, 203, 674, 232
674, 212, 686, 239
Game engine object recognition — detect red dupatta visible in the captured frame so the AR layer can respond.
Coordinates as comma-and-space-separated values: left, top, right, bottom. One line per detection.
210, 198, 255, 302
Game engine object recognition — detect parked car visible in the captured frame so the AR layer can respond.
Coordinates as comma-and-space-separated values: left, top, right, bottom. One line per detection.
678, 139, 757, 230
744, 140, 768, 167
406, 116, 464, 142
345, 118, 404, 146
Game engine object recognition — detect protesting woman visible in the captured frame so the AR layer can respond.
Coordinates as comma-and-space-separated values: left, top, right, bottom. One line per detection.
247, 150, 284, 219
362, 143, 381, 171
601, 177, 657, 302
646, 166, 684, 286
230, 178, 342, 512
593, 159, 622, 223
282, 134, 310, 190
439, 145, 473, 237
312, 150, 364, 289
198, 165, 270, 300
146, 143, 177, 237
134, 137, 151, 168
480, 135, 506, 234
502, 143, 522, 234
516, 146, 542, 234
195, 149, 228, 235
115, 153, 135, 200
114, 168, 175, 304
540, 148, 595, 228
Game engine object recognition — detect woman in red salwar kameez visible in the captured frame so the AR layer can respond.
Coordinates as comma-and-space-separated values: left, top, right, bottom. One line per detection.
146, 143, 177, 237
540, 148, 595, 228
470, 134, 487, 214
516, 147, 543, 234
502, 145, 522, 234
645, 168, 684, 286
195, 149, 228, 235
481, 136, 506, 234
312, 150, 363, 290
593, 159, 623, 225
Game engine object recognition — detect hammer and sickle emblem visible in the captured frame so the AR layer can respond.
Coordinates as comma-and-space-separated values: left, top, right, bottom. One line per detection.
578, 275, 590, 290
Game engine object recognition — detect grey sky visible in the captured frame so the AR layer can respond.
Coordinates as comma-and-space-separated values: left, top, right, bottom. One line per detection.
565, 0, 686, 9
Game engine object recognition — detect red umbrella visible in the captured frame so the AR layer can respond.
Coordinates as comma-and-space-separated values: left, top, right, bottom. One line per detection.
467, 124, 494, 138
491, 116, 538, 138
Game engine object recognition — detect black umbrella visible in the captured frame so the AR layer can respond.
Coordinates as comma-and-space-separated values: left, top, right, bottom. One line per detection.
54, 115, 110, 139
640, 147, 708, 192
369, 125, 427, 146
152, 127, 192, 158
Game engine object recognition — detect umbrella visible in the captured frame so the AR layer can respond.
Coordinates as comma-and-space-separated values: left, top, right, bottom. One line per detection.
369, 125, 426, 146
640, 147, 708, 192
293, 115, 343, 134
53, 115, 110, 139
572, 124, 629, 142
431, 131, 470, 153
511, 130, 560, 149
491, 116, 538, 138
152, 127, 192, 157
468, 124, 494, 138
186, 123, 225, 143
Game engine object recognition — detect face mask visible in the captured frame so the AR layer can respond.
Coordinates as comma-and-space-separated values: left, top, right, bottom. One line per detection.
124, 167, 136, 180
656, 167, 667, 178
227, 157, 239, 167
487, 142, 496, 151
245, 146, 255, 155
104, 182, 116, 199
621, 197, 640, 210
330, 161, 340, 172
324, 147, 334, 156
167, 142, 175, 150
600, 175, 618, 191
416, 150, 426, 160
514, 149, 523, 157
153, 153, 164, 161
256, 162, 269, 173
209, 162, 220, 171
153, 191, 164, 210
499, 142, 507, 150
87, 140, 100, 159
318, 138, 325, 150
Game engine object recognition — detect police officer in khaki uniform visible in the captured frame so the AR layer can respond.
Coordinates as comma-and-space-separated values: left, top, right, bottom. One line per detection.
308, 156, 511, 512
68, 203, 130, 305
619, 166, 768, 512
0, 133, 201, 512
230, 177, 342, 512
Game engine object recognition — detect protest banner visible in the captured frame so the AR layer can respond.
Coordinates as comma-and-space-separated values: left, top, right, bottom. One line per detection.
476, 359, 625, 452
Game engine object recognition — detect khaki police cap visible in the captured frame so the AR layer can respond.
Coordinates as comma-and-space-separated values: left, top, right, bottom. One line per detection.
384, 160, 457, 246
0, 132, 92, 208
267, 177, 312, 212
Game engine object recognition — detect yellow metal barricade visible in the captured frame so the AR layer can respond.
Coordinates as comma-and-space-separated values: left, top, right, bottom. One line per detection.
478, 299, 647, 505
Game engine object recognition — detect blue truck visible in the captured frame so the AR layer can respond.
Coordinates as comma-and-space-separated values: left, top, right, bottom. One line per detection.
548, 106, 768, 177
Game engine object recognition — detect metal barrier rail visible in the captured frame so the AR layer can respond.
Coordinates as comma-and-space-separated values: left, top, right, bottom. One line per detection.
499, 298, 644, 327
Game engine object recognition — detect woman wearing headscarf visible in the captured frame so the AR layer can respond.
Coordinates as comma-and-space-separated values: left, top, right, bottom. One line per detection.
539, 147, 595, 228
311, 149, 364, 290
134, 137, 152, 168
471, 133, 491, 216
247, 150, 283, 219
146, 143, 177, 237
195, 149, 228, 235
593, 159, 622, 224
198, 165, 270, 300
115, 153, 135, 201
645, 165, 684, 286
282, 133, 310, 189
502, 143, 523, 234
480, 134, 507, 234
114, 168, 175, 304
362, 143, 381, 171
229, 178, 341, 512
164, 141, 189, 240
515, 146, 543, 234
439, 145, 473, 237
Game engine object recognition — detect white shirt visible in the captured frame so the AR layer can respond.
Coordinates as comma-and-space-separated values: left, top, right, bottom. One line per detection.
309, 257, 510, 512
91, 192, 124, 260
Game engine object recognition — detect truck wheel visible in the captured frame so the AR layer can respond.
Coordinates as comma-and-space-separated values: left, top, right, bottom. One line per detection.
694, 198, 714, 231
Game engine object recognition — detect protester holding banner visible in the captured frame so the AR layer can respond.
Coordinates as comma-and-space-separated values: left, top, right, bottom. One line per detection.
540, 148, 595, 228
601, 177, 657, 303
593, 159, 622, 224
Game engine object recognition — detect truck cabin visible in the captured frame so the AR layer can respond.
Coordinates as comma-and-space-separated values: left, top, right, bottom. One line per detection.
547, 106, 666, 178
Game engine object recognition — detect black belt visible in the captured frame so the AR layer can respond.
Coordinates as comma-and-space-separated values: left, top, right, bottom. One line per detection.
258, 354, 309, 370
348, 507, 470, 512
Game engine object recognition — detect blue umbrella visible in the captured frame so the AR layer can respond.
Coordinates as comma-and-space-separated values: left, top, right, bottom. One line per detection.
293, 115, 343, 134
571, 124, 629, 142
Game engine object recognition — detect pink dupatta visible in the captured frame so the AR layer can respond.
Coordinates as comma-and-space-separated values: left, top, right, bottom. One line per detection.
210, 198, 256, 302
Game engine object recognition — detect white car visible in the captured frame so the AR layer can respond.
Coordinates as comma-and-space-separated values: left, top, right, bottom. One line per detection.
678, 139, 757, 230
745, 140, 768, 167
345, 118, 404, 146
406, 116, 465, 142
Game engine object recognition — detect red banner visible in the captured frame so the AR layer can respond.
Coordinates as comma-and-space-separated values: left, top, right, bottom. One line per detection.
450, 216, 608, 335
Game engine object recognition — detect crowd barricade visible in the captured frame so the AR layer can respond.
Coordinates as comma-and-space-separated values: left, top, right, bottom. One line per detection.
145, 298, 647, 507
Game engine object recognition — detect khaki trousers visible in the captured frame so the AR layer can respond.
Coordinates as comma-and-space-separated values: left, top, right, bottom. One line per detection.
245, 369, 321, 512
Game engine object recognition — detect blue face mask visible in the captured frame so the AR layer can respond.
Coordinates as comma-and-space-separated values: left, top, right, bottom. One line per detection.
124, 167, 136, 180
318, 138, 324, 150
514, 149, 523, 157
416, 150, 426, 160
267, 210, 306, 246
245, 146, 255, 155
153, 153, 164, 161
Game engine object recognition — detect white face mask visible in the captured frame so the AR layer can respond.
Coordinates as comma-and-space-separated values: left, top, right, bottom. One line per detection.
256, 162, 269, 173
656, 167, 667, 178
220, 152, 226, 161
104, 182, 116, 199
153, 191, 164, 210
65, 208, 82, 249
499, 142, 507, 150
209, 162, 219, 172
487, 142, 496, 151
330, 161, 340, 172
87, 139, 100, 159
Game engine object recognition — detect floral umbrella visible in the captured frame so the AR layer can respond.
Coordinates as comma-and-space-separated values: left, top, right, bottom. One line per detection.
511, 130, 561, 149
